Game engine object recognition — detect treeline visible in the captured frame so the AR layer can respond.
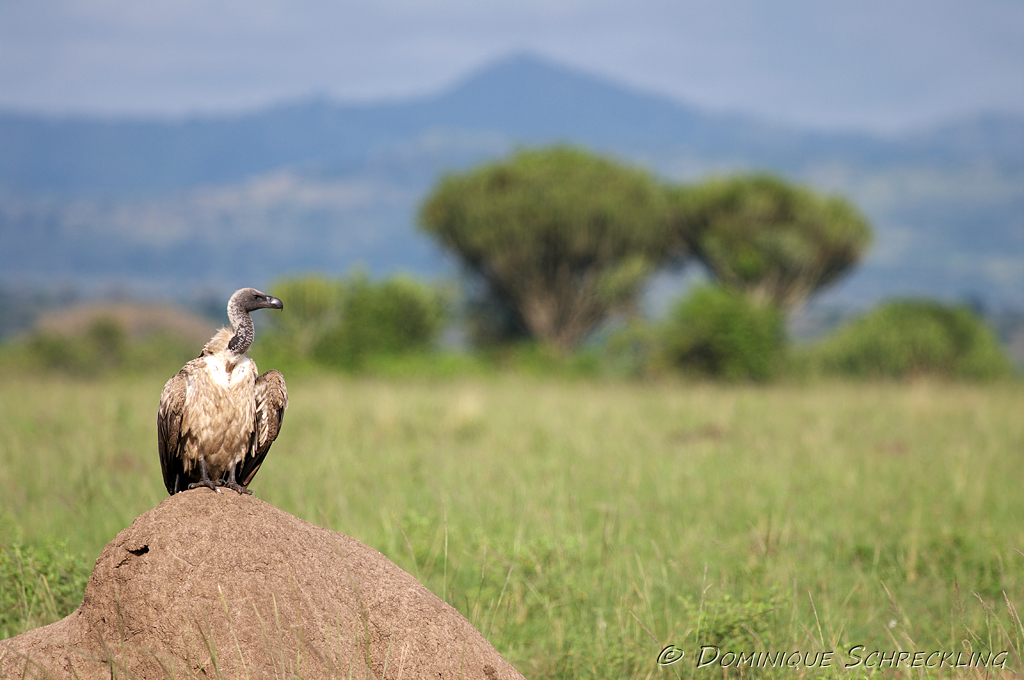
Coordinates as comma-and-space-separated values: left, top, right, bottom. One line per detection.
246, 273, 1011, 381
263, 145, 1012, 381
3, 146, 1015, 381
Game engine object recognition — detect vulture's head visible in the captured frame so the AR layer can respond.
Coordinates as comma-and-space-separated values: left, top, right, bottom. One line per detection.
230, 288, 284, 314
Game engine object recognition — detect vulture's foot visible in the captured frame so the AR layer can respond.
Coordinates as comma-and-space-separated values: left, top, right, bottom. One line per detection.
188, 478, 223, 492
224, 481, 253, 495
223, 467, 251, 495
188, 458, 224, 492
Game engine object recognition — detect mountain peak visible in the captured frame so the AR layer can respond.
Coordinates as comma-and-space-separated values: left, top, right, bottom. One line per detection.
453, 52, 599, 88
444, 51, 680, 110
421, 51, 708, 145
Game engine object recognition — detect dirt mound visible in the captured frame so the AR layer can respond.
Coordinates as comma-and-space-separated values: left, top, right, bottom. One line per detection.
35, 302, 217, 344
0, 492, 524, 680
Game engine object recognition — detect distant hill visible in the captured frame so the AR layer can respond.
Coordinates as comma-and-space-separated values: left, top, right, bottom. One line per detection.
2, 53, 1022, 315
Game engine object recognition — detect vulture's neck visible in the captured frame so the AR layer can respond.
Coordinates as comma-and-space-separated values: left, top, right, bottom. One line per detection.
226, 300, 254, 355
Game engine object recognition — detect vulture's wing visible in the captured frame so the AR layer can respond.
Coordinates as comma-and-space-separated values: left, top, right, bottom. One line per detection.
157, 369, 188, 495
238, 369, 288, 487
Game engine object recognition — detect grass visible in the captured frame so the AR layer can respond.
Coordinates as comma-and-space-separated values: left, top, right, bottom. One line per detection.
1, 372, 1022, 677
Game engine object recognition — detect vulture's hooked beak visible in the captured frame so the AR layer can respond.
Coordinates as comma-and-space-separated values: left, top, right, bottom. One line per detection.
267, 296, 284, 310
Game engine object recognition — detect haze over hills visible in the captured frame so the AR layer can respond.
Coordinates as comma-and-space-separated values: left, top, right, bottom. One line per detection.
2, 53, 1022, 322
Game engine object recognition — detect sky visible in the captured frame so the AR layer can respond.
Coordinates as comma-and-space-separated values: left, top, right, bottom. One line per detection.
1, 0, 1022, 133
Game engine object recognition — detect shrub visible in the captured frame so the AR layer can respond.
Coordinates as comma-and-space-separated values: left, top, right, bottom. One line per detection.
814, 300, 1013, 380
263, 276, 345, 359
661, 285, 784, 381
313, 274, 447, 370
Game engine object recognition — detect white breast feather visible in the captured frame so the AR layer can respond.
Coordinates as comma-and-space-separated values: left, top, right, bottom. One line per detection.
202, 354, 253, 388
203, 355, 231, 389
231, 357, 254, 383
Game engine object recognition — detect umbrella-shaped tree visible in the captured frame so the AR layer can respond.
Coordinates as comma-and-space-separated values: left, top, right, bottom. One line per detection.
670, 174, 872, 310
420, 147, 675, 352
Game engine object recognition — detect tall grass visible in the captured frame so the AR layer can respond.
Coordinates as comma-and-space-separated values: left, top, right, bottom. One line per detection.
1, 374, 1021, 677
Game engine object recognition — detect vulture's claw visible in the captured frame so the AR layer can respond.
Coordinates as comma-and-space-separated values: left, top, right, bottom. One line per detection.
224, 481, 252, 495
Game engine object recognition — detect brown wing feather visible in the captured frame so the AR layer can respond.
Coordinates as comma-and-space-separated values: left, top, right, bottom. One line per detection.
237, 369, 288, 487
157, 369, 189, 494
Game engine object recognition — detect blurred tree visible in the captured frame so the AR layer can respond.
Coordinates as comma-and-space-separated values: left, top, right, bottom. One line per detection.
670, 174, 872, 310
419, 146, 674, 352
461, 286, 532, 349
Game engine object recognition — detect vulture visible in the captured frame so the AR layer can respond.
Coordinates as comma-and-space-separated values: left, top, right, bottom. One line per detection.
158, 288, 288, 495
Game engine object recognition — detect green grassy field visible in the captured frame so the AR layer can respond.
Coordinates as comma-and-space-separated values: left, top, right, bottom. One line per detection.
1, 373, 1022, 677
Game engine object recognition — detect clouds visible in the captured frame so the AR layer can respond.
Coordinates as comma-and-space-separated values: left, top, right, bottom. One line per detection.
1, 0, 1022, 130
